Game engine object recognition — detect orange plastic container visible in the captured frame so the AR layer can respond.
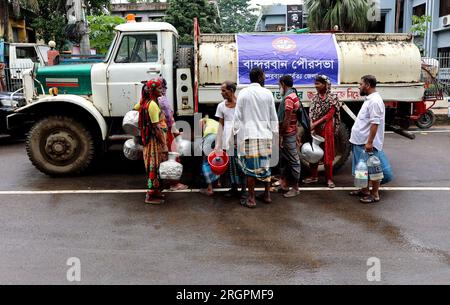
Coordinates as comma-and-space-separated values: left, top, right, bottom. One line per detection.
207, 151, 229, 175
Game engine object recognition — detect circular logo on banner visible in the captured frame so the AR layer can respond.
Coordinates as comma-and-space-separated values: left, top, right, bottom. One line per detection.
272, 37, 297, 52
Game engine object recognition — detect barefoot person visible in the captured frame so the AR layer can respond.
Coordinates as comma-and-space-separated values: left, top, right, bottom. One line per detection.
302, 75, 341, 188
233, 67, 278, 208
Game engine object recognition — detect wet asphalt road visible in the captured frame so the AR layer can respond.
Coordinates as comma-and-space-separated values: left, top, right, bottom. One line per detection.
0, 129, 449, 285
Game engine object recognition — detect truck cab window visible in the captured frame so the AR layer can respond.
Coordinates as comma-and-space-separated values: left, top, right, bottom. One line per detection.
115, 34, 158, 63
16, 47, 39, 63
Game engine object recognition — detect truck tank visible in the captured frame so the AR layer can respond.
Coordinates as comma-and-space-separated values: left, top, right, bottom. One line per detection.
198, 33, 422, 85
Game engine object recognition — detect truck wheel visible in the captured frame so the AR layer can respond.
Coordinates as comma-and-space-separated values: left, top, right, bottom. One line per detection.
298, 123, 351, 173
26, 116, 95, 176
415, 110, 435, 129
176, 47, 194, 69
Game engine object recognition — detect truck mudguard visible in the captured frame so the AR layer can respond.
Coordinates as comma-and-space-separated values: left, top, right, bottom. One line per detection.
11, 95, 108, 140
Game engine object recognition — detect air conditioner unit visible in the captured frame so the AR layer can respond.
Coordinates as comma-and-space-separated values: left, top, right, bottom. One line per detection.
443, 15, 450, 27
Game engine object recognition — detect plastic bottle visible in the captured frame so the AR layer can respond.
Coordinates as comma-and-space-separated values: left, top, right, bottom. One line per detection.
354, 157, 368, 188
367, 153, 384, 182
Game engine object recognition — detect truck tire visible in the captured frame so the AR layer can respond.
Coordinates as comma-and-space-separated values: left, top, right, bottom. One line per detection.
176, 47, 194, 69
298, 123, 351, 173
26, 116, 95, 176
415, 109, 435, 129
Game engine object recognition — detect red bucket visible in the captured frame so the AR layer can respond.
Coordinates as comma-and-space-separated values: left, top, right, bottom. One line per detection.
207, 151, 229, 175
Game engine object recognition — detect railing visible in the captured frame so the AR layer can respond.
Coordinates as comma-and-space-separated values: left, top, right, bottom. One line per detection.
59, 54, 105, 65
435, 52, 450, 96
0, 66, 29, 92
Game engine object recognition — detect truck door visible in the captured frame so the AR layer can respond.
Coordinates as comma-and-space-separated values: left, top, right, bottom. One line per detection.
107, 33, 162, 117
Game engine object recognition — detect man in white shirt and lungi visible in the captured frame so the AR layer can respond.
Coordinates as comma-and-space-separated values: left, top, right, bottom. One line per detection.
233, 67, 279, 208
350, 75, 393, 204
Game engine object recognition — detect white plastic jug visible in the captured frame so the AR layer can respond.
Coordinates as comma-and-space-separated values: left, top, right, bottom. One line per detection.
354, 157, 368, 188
367, 153, 384, 181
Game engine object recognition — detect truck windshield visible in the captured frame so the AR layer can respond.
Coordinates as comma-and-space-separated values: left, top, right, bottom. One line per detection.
104, 33, 118, 63
114, 34, 158, 63
37, 46, 50, 64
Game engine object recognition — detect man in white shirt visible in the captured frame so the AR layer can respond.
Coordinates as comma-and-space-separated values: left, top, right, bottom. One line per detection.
233, 67, 279, 208
350, 75, 392, 204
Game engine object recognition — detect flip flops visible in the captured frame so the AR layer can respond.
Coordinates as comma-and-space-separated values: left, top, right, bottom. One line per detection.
360, 195, 380, 204
349, 190, 370, 197
283, 189, 300, 198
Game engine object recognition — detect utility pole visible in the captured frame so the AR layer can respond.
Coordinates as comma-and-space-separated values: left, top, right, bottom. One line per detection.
66, 0, 91, 55
1, 0, 10, 42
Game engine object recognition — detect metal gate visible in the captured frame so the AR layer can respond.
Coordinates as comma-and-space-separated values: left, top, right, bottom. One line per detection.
0, 66, 28, 92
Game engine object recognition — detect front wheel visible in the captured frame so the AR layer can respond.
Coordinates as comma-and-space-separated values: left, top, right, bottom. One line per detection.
26, 116, 95, 176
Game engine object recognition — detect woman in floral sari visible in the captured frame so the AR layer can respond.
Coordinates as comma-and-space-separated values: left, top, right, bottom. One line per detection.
135, 78, 168, 204
303, 75, 341, 188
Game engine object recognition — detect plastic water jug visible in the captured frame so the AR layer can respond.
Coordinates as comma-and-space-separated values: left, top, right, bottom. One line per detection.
367, 153, 384, 181
354, 157, 368, 188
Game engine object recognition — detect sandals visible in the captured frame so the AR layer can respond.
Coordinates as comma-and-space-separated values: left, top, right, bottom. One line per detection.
283, 189, 300, 198
302, 177, 319, 184
360, 195, 380, 204
349, 190, 370, 197
170, 183, 188, 191
241, 198, 256, 208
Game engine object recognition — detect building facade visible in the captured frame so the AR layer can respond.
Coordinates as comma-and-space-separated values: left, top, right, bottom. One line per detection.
110, 2, 169, 22
254, 3, 307, 32
0, 1, 37, 43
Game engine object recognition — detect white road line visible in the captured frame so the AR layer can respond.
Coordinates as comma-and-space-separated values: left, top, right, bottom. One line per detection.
386, 130, 450, 134
0, 187, 449, 195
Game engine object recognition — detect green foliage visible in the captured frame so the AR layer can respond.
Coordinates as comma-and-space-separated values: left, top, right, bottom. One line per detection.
306, 0, 370, 32
31, 0, 110, 50
410, 15, 432, 38
128, 0, 161, 3
218, 0, 258, 33
31, 0, 67, 50
87, 15, 125, 54
164, 0, 222, 45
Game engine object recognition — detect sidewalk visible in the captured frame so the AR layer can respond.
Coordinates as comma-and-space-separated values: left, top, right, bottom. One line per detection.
431, 99, 449, 125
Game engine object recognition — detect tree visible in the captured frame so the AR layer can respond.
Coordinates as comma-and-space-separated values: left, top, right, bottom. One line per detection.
164, 0, 221, 45
410, 15, 432, 55
31, 0, 111, 50
306, 0, 370, 32
129, 0, 161, 3
218, 0, 258, 33
88, 15, 125, 54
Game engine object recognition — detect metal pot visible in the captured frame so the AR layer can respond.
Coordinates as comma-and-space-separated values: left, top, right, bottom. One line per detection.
300, 134, 325, 164
123, 137, 143, 161
122, 110, 140, 136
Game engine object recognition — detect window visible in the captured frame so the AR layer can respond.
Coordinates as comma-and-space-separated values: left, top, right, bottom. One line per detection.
16, 46, 39, 63
413, 4, 426, 17
115, 34, 158, 63
440, 0, 450, 17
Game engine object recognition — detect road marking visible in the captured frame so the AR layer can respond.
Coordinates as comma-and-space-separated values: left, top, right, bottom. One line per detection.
386, 129, 450, 134
0, 187, 449, 195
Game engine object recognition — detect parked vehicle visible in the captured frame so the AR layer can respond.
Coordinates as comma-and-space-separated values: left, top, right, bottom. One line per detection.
6, 20, 443, 176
